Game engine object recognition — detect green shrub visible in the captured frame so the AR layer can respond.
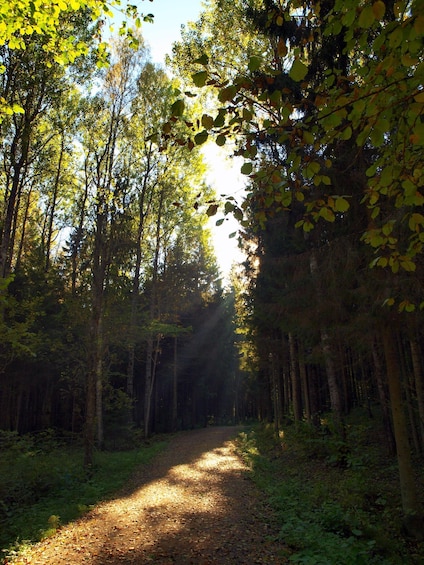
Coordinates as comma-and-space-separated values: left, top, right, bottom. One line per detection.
236, 422, 422, 564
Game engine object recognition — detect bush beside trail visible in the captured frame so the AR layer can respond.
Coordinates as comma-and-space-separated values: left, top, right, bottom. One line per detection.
236, 413, 424, 565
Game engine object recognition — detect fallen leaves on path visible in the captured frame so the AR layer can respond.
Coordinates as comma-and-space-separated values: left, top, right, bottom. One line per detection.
8, 427, 288, 564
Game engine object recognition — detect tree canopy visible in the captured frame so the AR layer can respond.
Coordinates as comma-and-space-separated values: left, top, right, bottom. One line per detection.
171, 0, 424, 301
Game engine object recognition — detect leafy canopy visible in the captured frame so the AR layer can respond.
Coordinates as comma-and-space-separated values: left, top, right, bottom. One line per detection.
0, 0, 154, 117
170, 0, 424, 279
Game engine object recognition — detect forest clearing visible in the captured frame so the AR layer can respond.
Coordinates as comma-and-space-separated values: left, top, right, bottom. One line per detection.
1, 0, 424, 563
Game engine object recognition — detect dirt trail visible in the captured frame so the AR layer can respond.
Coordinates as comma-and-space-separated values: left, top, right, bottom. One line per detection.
12, 427, 288, 564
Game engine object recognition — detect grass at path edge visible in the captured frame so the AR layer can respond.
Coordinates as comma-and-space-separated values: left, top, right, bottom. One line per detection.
0, 432, 167, 561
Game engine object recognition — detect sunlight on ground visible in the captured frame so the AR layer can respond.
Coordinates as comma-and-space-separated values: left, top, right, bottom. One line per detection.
13, 437, 261, 564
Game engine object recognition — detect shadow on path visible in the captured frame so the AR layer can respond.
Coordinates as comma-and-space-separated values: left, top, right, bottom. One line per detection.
21, 427, 288, 564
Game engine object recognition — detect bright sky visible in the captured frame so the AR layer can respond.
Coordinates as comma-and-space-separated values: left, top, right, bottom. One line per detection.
140, 0, 247, 283
141, 0, 204, 64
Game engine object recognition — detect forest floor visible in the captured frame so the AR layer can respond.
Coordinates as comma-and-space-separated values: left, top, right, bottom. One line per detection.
8, 427, 288, 565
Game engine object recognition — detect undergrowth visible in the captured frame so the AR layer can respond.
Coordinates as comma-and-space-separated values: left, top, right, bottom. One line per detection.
236, 413, 424, 565
0, 430, 166, 561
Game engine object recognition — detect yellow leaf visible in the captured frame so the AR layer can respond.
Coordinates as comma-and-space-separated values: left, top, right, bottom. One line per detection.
319, 207, 335, 222
414, 91, 424, 103
377, 257, 388, 267
400, 259, 416, 272
334, 197, 349, 212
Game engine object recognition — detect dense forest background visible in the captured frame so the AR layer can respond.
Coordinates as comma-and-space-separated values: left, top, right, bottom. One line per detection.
1, 0, 424, 548
0, 26, 249, 451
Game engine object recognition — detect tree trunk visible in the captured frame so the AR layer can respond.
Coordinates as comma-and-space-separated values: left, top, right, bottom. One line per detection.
14, 188, 32, 272
0, 121, 31, 277
299, 343, 311, 423
144, 336, 154, 438
84, 365, 96, 469
372, 337, 395, 454
410, 337, 424, 452
144, 186, 165, 437
71, 168, 89, 295
270, 353, 281, 434
309, 250, 343, 426
127, 143, 155, 417
96, 350, 104, 450
172, 335, 178, 432
381, 326, 423, 533
289, 333, 302, 422
45, 134, 65, 272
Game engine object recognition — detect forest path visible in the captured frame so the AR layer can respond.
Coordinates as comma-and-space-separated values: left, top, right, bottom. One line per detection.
14, 427, 288, 564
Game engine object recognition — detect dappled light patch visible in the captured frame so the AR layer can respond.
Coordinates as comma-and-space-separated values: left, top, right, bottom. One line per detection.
9, 428, 286, 564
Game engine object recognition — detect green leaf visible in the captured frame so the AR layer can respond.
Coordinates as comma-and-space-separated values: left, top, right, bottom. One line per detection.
377, 257, 388, 267
241, 162, 253, 175
289, 59, 308, 82
303, 220, 314, 232
216, 134, 226, 147
248, 55, 262, 72
194, 130, 208, 145
194, 53, 209, 66
382, 222, 393, 236
400, 258, 416, 272
302, 130, 315, 145
201, 114, 214, 129
170, 99, 185, 117
372, 1, 386, 20
342, 8, 356, 27
224, 201, 234, 214
409, 213, 424, 231
341, 126, 352, 140
192, 71, 208, 87
214, 110, 226, 127
358, 5, 375, 28
412, 121, 424, 145
11, 103, 24, 114
206, 204, 218, 216
218, 85, 238, 103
